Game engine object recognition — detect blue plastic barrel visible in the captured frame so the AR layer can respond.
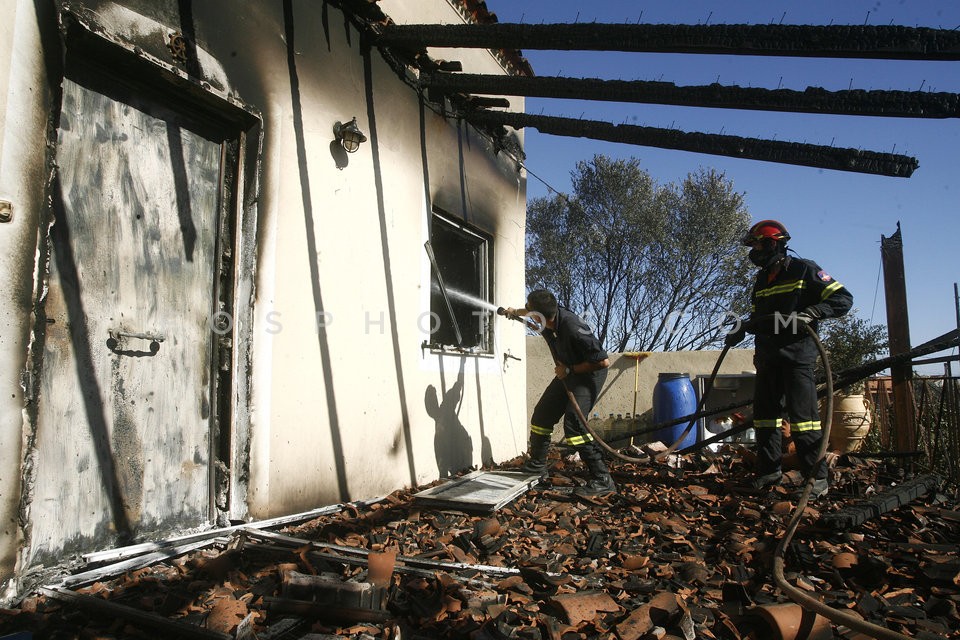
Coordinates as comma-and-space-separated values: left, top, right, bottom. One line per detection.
652, 373, 698, 449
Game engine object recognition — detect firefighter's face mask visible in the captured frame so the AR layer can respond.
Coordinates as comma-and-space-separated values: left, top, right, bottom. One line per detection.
748, 238, 781, 268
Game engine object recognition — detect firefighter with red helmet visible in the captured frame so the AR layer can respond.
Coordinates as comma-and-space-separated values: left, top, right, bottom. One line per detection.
726, 220, 853, 497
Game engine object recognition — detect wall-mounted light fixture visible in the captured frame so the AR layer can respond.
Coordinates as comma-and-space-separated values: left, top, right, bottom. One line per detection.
333, 117, 367, 153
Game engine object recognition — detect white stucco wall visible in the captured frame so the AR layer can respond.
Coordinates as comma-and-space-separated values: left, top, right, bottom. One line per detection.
231, 0, 529, 516
0, 0, 53, 598
0, 0, 528, 590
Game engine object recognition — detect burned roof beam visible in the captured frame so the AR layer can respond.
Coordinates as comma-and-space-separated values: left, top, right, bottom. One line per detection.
466, 111, 918, 178
422, 73, 960, 119
380, 23, 960, 60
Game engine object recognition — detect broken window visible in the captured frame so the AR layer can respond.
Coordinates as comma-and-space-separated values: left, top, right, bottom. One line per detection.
428, 211, 493, 353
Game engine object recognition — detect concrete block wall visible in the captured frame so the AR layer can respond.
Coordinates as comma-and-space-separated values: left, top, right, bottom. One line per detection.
524, 336, 756, 445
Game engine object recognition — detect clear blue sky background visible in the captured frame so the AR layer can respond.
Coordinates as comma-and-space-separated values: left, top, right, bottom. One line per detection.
489, 1, 960, 371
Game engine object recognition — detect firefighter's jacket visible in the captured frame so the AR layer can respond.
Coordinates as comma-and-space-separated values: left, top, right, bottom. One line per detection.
750, 256, 853, 364
541, 306, 608, 370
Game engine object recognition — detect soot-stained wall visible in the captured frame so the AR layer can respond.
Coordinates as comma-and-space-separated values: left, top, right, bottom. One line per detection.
0, 0, 528, 597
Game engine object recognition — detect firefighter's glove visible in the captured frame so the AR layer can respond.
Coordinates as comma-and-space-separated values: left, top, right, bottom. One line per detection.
794, 307, 822, 327
724, 326, 746, 347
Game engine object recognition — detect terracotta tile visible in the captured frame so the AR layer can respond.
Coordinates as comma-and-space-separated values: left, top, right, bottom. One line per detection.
2, 456, 957, 640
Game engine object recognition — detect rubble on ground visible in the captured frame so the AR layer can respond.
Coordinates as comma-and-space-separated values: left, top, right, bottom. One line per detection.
1, 448, 958, 639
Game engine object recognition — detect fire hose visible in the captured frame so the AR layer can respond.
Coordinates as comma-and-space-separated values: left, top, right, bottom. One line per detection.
771, 324, 911, 640
498, 306, 736, 465
502, 309, 911, 639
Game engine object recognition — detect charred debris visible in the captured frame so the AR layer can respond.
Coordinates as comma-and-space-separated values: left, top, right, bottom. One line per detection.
0, 452, 957, 639
4, 6, 960, 639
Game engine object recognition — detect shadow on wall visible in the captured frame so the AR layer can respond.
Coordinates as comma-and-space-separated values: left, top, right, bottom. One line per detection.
424, 380, 474, 478
472, 365, 494, 469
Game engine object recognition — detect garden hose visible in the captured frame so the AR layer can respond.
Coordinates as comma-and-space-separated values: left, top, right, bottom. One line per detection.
552, 342, 734, 464
499, 310, 656, 465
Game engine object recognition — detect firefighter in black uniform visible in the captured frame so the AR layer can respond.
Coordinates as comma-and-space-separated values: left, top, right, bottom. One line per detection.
726, 220, 853, 497
501, 289, 615, 498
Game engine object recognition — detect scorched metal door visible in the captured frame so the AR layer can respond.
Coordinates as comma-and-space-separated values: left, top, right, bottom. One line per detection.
28, 68, 228, 564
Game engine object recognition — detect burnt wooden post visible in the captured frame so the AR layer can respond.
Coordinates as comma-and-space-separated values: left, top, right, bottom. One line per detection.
881, 223, 917, 456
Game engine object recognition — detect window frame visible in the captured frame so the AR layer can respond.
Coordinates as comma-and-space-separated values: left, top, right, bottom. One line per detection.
427, 210, 495, 356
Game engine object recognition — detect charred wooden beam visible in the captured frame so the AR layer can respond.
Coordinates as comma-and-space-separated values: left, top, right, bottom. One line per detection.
422, 73, 960, 119
818, 474, 939, 530
380, 23, 960, 60
262, 596, 394, 624
39, 587, 232, 640
833, 329, 960, 393
459, 95, 511, 109
466, 111, 918, 177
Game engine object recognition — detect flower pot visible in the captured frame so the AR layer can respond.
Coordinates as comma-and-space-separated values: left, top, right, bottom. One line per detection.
748, 603, 832, 640
826, 394, 873, 453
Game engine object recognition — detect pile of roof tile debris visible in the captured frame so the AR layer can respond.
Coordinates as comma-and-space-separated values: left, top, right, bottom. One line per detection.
1, 448, 958, 640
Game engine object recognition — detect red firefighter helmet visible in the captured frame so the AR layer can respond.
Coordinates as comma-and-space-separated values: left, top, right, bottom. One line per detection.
742, 219, 790, 246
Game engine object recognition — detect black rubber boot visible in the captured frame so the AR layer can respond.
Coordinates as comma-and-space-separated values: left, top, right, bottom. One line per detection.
520, 434, 551, 477
749, 470, 783, 491
792, 430, 828, 481
573, 444, 616, 498
754, 427, 783, 477
791, 429, 829, 498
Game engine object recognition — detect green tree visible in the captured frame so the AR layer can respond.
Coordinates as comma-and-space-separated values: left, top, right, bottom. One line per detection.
526, 155, 754, 352
816, 311, 888, 391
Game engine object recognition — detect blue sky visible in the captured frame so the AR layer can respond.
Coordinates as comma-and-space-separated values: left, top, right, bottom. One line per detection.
489, 1, 960, 370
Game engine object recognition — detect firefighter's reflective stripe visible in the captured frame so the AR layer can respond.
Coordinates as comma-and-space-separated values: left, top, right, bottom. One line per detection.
754, 419, 782, 429
565, 433, 594, 446
755, 279, 805, 299
792, 420, 821, 432
820, 280, 843, 301
531, 424, 553, 437
754, 418, 821, 431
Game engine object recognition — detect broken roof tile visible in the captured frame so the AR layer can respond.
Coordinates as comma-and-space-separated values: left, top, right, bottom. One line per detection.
1, 453, 958, 639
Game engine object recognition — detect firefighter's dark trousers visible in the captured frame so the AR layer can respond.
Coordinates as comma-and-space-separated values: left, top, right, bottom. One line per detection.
753, 356, 827, 481
528, 369, 608, 471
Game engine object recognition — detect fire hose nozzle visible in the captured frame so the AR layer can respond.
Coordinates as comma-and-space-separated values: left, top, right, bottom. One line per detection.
498, 307, 529, 323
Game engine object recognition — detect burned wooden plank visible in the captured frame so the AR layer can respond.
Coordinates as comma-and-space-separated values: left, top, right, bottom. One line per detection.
379, 23, 960, 60
80, 500, 383, 566
466, 110, 918, 178
261, 596, 394, 624
38, 586, 233, 640
422, 73, 960, 119
819, 474, 940, 530
832, 329, 960, 392
57, 539, 219, 589
242, 528, 526, 580
882, 224, 918, 453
